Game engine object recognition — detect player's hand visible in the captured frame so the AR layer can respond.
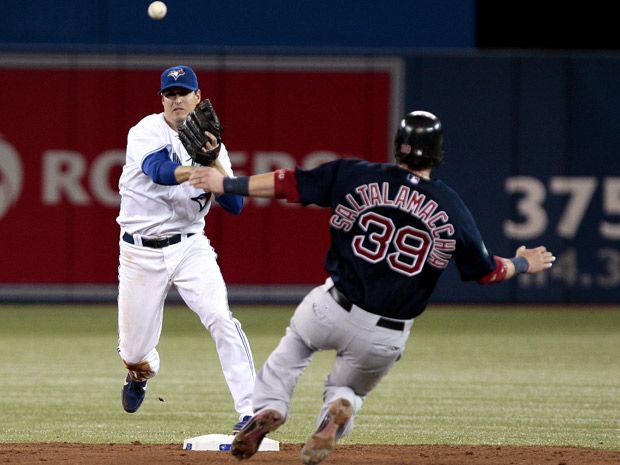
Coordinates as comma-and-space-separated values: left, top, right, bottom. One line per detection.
515, 245, 555, 274
203, 131, 220, 153
189, 166, 225, 194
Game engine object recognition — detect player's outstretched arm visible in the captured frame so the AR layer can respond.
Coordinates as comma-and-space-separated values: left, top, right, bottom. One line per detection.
478, 245, 555, 284
189, 167, 282, 198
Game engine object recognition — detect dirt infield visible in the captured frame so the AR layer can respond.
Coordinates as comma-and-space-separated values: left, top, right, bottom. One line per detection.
0, 443, 619, 465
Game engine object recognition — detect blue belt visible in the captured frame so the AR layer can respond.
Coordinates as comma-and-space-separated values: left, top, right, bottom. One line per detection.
327, 285, 405, 331
123, 232, 194, 249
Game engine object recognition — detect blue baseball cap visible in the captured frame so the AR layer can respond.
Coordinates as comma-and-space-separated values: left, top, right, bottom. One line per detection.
160, 65, 199, 93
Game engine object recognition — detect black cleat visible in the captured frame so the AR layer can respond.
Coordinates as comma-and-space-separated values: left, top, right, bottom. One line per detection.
300, 398, 352, 465
231, 410, 284, 460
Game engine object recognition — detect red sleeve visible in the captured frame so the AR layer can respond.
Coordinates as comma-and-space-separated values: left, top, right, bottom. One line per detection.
477, 256, 508, 284
273, 169, 300, 203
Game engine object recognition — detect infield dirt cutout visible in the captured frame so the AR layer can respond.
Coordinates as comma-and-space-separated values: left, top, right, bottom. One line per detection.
0, 443, 619, 464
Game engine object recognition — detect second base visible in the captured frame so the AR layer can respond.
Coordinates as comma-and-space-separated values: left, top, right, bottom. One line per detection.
183, 433, 280, 452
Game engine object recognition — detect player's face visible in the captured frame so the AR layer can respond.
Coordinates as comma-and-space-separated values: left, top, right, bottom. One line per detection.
161, 87, 201, 128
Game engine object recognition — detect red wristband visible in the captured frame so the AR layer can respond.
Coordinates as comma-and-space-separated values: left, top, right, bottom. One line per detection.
477, 256, 508, 284
274, 169, 300, 202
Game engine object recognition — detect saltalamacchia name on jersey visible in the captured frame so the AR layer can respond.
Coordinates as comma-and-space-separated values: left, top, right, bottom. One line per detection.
329, 181, 455, 269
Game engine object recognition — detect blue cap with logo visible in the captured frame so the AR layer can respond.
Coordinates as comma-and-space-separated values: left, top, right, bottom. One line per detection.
160, 65, 199, 93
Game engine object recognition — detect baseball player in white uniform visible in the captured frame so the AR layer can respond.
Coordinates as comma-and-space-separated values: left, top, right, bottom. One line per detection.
116, 65, 255, 433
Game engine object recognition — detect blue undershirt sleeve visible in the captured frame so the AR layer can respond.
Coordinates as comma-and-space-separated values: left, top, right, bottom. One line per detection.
216, 193, 244, 215
142, 149, 179, 185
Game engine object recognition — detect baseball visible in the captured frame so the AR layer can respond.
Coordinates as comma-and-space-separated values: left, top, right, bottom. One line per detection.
148, 1, 167, 20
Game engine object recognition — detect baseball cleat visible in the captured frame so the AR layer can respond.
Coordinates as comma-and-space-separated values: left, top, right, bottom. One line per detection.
121, 374, 147, 413
231, 409, 284, 460
232, 415, 253, 435
300, 398, 352, 465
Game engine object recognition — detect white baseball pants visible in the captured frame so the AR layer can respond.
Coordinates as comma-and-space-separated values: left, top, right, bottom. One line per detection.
117, 233, 255, 417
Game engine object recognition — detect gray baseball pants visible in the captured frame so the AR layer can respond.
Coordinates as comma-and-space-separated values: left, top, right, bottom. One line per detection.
251, 277, 414, 437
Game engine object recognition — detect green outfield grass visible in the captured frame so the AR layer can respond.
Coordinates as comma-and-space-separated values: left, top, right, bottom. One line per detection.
0, 304, 617, 451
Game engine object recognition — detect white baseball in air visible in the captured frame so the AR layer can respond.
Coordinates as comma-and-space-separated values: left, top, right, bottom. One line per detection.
148, 1, 167, 20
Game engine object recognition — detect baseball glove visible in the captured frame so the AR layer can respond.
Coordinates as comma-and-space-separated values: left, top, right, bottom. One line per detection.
178, 99, 223, 166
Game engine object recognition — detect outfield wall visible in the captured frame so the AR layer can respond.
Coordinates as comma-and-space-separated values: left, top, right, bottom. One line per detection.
0, 0, 475, 50
0, 50, 618, 304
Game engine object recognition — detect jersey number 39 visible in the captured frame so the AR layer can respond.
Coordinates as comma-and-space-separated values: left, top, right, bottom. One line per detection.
351, 211, 432, 277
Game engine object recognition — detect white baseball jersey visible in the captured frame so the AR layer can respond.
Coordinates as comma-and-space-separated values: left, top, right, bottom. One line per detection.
116, 111, 255, 419
116, 112, 234, 237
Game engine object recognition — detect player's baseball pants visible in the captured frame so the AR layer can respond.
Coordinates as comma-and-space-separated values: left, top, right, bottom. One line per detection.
117, 233, 255, 417
251, 277, 413, 436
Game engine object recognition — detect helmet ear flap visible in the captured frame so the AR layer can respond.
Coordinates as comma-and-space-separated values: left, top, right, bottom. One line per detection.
394, 111, 443, 169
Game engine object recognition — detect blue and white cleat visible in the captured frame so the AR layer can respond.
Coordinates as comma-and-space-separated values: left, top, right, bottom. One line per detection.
232, 415, 253, 435
121, 374, 147, 413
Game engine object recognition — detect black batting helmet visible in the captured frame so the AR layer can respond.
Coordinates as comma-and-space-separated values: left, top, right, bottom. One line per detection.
394, 110, 443, 169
